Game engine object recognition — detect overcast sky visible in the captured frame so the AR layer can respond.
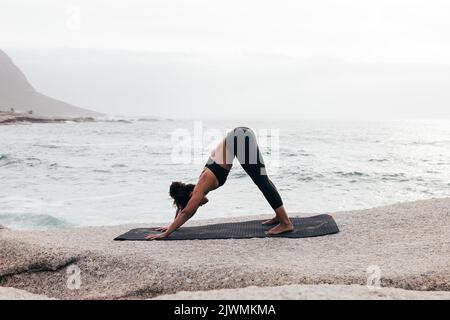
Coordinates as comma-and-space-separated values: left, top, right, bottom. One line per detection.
1, 0, 450, 118
2, 0, 450, 62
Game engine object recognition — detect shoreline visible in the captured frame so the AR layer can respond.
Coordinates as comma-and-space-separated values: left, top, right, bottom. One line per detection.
0, 111, 172, 125
0, 111, 96, 125
1, 197, 449, 299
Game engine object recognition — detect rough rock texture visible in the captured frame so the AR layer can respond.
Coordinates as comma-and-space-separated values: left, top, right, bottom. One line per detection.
153, 284, 450, 300
0, 287, 53, 300
1, 198, 449, 299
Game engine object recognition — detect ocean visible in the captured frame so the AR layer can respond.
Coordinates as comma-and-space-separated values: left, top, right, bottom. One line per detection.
1, 119, 450, 230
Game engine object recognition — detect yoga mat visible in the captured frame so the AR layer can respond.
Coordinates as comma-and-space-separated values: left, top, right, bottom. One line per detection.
114, 214, 339, 241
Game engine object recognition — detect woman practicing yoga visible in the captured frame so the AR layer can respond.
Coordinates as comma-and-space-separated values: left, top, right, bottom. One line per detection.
146, 126, 294, 240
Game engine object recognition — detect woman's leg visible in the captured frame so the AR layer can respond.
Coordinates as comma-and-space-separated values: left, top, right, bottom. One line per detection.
226, 127, 293, 234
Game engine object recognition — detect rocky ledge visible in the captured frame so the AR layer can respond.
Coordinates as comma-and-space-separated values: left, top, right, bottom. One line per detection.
0, 111, 95, 125
153, 284, 450, 300
1, 198, 449, 299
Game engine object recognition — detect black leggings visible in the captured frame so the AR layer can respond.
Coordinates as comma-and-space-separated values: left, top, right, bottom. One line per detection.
225, 127, 283, 210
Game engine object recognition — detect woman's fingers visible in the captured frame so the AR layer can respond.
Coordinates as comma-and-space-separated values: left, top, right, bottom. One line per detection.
145, 233, 166, 240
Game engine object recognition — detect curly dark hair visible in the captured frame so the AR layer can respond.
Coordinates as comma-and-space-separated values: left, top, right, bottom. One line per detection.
169, 181, 195, 209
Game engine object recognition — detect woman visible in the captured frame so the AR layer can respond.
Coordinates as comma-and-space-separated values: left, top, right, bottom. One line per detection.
146, 127, 293, 240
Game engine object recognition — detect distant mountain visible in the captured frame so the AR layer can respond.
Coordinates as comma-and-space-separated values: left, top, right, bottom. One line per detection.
0, 50, 103, 117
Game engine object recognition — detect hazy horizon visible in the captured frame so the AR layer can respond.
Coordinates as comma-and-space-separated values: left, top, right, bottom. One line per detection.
2, 1, 450, 119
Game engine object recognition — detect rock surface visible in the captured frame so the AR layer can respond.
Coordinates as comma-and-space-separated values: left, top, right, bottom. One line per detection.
1, 198, 449, 299
0, 287, 53, 300
153, 284, 450, 300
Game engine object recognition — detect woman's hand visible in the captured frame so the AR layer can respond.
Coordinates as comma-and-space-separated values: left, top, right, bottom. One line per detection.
145, 232, 168, 240
154, 226, 168, 232
146, 206, 197, 241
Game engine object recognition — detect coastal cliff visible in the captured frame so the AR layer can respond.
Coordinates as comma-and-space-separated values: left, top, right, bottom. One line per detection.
1, 198, 449, 299
0, 49, 102, 117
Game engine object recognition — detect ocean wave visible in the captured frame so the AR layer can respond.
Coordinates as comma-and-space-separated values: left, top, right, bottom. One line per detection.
25, 157, 42, 167
382, 173, 406, 178
0, 154, 22, 167
381, 173, 409, 182
334, 171, 369, 177
112, 164, 128, 168
0, 213, 71, 230
282, 152, 311, 157
49, 162, 58, 169
33, 144, 61, 149
297, 176, 313, 182
128, 169, 148, 173
280, 147, 312, 158
369, 159, 389, 162
137, 118, 160, 122
0, 154, 12, 165
47, 163, 73, 170
93, 169, 112, 173
229, 171, 247, 179
410, 140, 450, 146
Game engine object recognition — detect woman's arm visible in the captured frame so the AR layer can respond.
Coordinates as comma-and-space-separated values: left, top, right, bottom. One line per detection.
146, 192, 203, 240
175, 207, 181, 219
153, 207, 182, 232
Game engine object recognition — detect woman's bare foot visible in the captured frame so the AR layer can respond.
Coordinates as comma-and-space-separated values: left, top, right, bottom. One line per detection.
265, 222, 294, 235
262, 216, 279, 225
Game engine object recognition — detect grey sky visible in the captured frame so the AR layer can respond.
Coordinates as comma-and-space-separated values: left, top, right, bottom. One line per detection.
2, 0, 450, 63
1, 1, 450, 118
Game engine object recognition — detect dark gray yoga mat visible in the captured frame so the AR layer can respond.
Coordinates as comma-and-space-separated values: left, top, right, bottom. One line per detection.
114, 214, 339, 241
